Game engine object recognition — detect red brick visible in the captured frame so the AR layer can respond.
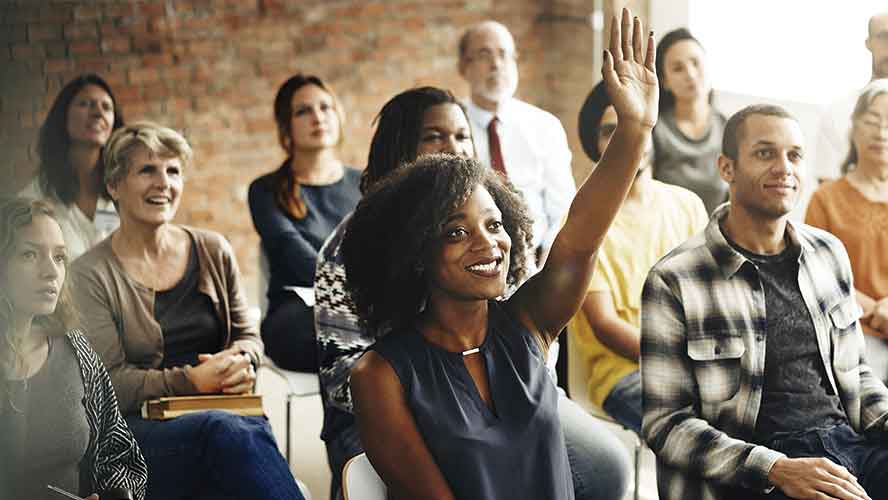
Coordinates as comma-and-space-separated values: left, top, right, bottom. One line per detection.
103, 4, 136, 19
128, 66, 160, 84
64, 22, 99, 40
142, 53, 174, 67
132, 34, 165, 53
7, 7, 40, 24
101, 36, 131, 54
45, 58, 73, 74
37, 5, 73, 24
141, 82, 169, 99
73, 5, 101, 21
137, 2, 167, 18
45, 41, 67, 58
11, 42, 45, 60
28, 23, 62, 42
74, 56, 110, 73
69, 40, 100, 56
0, 24, 27, 44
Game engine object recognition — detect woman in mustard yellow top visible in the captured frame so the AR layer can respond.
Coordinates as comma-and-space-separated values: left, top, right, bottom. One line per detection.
806, 79, 888, 382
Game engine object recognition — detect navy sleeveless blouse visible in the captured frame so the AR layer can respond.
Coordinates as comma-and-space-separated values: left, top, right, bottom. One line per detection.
371, 301, 574, 500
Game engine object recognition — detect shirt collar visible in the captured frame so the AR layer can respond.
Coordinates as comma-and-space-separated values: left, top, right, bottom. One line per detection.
466, 97, 514, 128
704, 202, 813, 279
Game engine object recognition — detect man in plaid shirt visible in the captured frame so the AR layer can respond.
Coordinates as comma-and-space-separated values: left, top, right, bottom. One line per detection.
641, 104, 888, 500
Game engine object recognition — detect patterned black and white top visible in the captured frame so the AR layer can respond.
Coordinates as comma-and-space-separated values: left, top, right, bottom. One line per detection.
314, 216, 376, 440
1, 330, 148, 499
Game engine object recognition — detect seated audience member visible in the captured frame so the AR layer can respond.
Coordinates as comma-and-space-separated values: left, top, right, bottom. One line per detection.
340, 12, 654, 499
71, 122, 305, 500
652, 28, 728, 214
813, 11, 888, 183
642, 104, 888, 500
317, 87, 629, 499
0, 197, 147, 500
457, 19, 576, 261
20, 74, 124, 260
569, 81, 707, 435
807, 79, 888, 383
249, 74, 361, 372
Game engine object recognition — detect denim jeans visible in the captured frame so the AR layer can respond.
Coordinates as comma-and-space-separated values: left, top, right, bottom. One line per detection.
724, 423, 888, 499
126, 411, 305, 500
323, 392, 632, 500
601, 369, 642, 436
559, 390, 633, 500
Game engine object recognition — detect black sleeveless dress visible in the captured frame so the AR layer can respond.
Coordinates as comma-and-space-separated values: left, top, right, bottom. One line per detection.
372, 301, 574, 500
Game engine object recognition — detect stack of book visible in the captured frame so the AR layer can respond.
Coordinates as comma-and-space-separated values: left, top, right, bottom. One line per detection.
141, 394, 264, 420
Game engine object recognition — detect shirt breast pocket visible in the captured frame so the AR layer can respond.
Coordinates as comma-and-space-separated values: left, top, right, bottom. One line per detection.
687, 336, 745, 403
828, 299, 863, 372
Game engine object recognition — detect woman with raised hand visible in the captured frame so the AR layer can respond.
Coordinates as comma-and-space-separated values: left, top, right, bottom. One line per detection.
806, 78, 888, 382
249, 74, 361, 373
652, 28, 727, 215
71, 122, 305, 500
21, 74, 124, 260
342, 9, 657, 499
0, 197, 146, 500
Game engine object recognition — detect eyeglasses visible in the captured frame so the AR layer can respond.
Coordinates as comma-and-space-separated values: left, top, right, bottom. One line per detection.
465, 48, 519, 65
857, 116, 888, 132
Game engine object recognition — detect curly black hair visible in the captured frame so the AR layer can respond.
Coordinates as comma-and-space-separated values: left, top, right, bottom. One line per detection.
37, 74, 124, 205
341, 154, 533, 333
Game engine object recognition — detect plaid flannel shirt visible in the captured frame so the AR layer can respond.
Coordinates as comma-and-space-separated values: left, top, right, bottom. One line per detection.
641, 204, 888, 500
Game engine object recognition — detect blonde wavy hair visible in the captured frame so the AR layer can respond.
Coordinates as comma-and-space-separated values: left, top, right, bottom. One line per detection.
103, 120, 193, 189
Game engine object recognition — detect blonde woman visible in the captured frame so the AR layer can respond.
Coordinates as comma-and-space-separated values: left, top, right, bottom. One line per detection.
71, 122, 305, 500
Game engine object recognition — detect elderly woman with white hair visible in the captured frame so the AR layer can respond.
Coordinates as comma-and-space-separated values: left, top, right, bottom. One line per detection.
71, 121, 305, 500
806, 78, 888, 383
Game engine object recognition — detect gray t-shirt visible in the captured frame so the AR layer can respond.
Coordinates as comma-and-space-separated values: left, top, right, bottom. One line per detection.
1, 336, 90, 499
724, 235, 847, 441
652, 109, 728, 215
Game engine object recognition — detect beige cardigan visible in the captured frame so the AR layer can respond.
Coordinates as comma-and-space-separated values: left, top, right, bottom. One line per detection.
71, 226, 263, 414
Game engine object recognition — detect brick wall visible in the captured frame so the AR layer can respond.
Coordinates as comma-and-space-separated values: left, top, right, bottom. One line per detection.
1, 0, 648, 304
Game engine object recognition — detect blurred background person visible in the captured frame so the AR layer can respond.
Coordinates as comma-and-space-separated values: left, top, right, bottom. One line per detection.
570, 80, 707, 435
249, 74, 361, 373
652, 28, 727, 215
806, 78, 888, 382
20, 73, 124, 260
813, 10, 888, 183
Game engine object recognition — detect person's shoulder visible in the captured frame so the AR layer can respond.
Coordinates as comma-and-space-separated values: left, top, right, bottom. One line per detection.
343, 166, 363, 182
649, 228, 710, 277
511, 97, 561, 124
183, 226, 233, 256
653, 180, 702, 203
71, 236, 114, 274
248, 167, 282, 195
795, 221, 843, 249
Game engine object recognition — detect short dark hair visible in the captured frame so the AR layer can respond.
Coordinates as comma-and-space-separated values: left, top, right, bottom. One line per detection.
37, 74, 124, 205
342, 154, 533, 333
655, 28, 712, 112
722, 104, 796, 160
578, 81, 612, 162
361, 86, 467, 194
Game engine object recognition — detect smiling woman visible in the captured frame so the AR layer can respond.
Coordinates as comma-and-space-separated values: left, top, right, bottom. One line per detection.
70, 122, 306, 500
20, 74, 125, 260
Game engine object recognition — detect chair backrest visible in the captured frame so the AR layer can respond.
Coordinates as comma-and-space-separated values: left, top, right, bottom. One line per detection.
342, 453, 386, 500
258, 245, 271, 316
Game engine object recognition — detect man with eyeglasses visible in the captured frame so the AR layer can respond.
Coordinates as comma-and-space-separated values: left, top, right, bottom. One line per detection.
457, 21, 576, 265
814, 10, 888, 184
456, 21, 634, 500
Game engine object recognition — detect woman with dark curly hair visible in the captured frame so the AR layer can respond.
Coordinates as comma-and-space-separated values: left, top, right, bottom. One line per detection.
0, 197, 146, 500
248, 74, 361, 372
20, 74, 124, 260
341, 10, 657, 499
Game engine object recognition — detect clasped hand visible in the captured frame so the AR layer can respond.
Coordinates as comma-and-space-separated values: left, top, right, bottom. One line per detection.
187, 346, 256, 394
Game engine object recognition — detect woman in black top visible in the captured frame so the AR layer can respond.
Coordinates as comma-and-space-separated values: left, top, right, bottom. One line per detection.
248, 74, 361, 372
342, 10, 658, 499
0, 197, 146, 500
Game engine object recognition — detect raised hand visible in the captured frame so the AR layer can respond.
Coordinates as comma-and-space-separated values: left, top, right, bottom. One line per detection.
602, 7, 658, 130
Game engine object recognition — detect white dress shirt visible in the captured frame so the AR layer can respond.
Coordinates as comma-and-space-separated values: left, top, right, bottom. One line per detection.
465, 98, 576, 251
813, 90, 857, 182
20, 178, 119, 260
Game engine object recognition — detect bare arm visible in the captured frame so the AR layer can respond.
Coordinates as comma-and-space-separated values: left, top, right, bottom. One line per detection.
511, 8, 658, 343
582, 291, 640, 361
351, 352, 456, 500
